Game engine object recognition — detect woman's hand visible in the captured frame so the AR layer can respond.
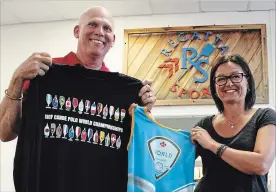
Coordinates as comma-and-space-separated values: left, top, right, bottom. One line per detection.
191, 126, 218, 150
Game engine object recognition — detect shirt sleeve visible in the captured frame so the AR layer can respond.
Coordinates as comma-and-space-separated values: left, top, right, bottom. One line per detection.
257, 108, 276, 130
22, 80, 30, 94
194, 118, 205, 159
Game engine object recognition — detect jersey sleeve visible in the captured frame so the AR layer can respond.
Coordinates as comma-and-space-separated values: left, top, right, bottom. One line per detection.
256, 108, 276, 130
194, 118, 205, 128
193, 118, 205, 159
193, 116, 212, 159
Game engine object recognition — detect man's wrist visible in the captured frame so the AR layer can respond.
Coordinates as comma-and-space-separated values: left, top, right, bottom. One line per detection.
12, 72, 24, 85
7, 75, 25, 98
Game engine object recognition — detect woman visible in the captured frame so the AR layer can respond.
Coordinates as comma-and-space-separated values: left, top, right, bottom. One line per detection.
191, 53, 276, 192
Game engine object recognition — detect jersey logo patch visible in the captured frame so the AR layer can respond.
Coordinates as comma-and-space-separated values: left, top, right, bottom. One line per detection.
147, 136, 181, 180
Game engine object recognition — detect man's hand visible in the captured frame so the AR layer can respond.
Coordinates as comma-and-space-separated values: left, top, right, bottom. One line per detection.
13, 52, 52, 82
128, 103, 138, 116
139, 79, 156, 111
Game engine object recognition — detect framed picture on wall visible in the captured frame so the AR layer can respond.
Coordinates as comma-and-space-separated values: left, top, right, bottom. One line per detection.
123, 24, 268, 106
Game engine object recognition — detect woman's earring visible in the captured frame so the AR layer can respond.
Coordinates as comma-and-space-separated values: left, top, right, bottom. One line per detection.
247, 88, 250, 93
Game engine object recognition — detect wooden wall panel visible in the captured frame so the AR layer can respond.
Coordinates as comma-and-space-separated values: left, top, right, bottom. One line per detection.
123, 24, 268, 105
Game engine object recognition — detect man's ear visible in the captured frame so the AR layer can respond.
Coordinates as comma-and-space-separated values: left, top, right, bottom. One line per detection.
74, 25, 80, 38
111, 34, 116, 47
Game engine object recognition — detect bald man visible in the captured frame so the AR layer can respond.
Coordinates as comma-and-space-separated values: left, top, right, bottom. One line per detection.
0, 6, 156, 192
0, 7, 155, 142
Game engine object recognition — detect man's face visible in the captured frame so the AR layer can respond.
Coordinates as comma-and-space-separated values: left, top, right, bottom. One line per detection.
74, 9, 115, 58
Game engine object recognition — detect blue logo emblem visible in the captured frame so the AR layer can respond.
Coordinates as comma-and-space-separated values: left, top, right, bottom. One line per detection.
147, 137, 181, 180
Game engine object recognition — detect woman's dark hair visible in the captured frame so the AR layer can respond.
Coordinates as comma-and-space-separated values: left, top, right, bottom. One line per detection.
210, 53, 256, 113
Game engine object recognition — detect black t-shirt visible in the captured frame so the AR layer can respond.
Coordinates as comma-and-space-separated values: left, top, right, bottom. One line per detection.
13, 64, 143, 192
194, 108, 276, 192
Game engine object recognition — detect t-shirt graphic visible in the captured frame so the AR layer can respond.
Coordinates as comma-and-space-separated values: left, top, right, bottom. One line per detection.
14, 64, 143, 192
127, 107, 196, 192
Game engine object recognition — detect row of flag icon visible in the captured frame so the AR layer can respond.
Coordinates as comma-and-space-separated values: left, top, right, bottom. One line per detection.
46, 94, 126, 122
44, 123, 122, 149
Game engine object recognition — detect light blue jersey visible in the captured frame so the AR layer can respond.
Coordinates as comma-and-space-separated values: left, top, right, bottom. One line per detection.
127, 107, 196, 192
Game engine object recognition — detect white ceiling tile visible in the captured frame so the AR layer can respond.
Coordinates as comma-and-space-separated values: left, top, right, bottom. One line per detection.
105, 1, 152, 16
0, 2, 22, 25
151, 0, 200, 14
50, 1, 152, 20
2, 0, 273, 26
200, 1, 249, 12
41, 0, 131, 1
248, 0, 275, 10
3, 1, 65, 23
50, 1, 103, 20
124, 0, 149, 1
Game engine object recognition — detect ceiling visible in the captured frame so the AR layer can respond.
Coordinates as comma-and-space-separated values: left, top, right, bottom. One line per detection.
0, 0, 275, 26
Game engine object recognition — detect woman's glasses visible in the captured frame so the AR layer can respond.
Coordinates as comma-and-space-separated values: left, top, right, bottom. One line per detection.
214, 73, 247, 86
